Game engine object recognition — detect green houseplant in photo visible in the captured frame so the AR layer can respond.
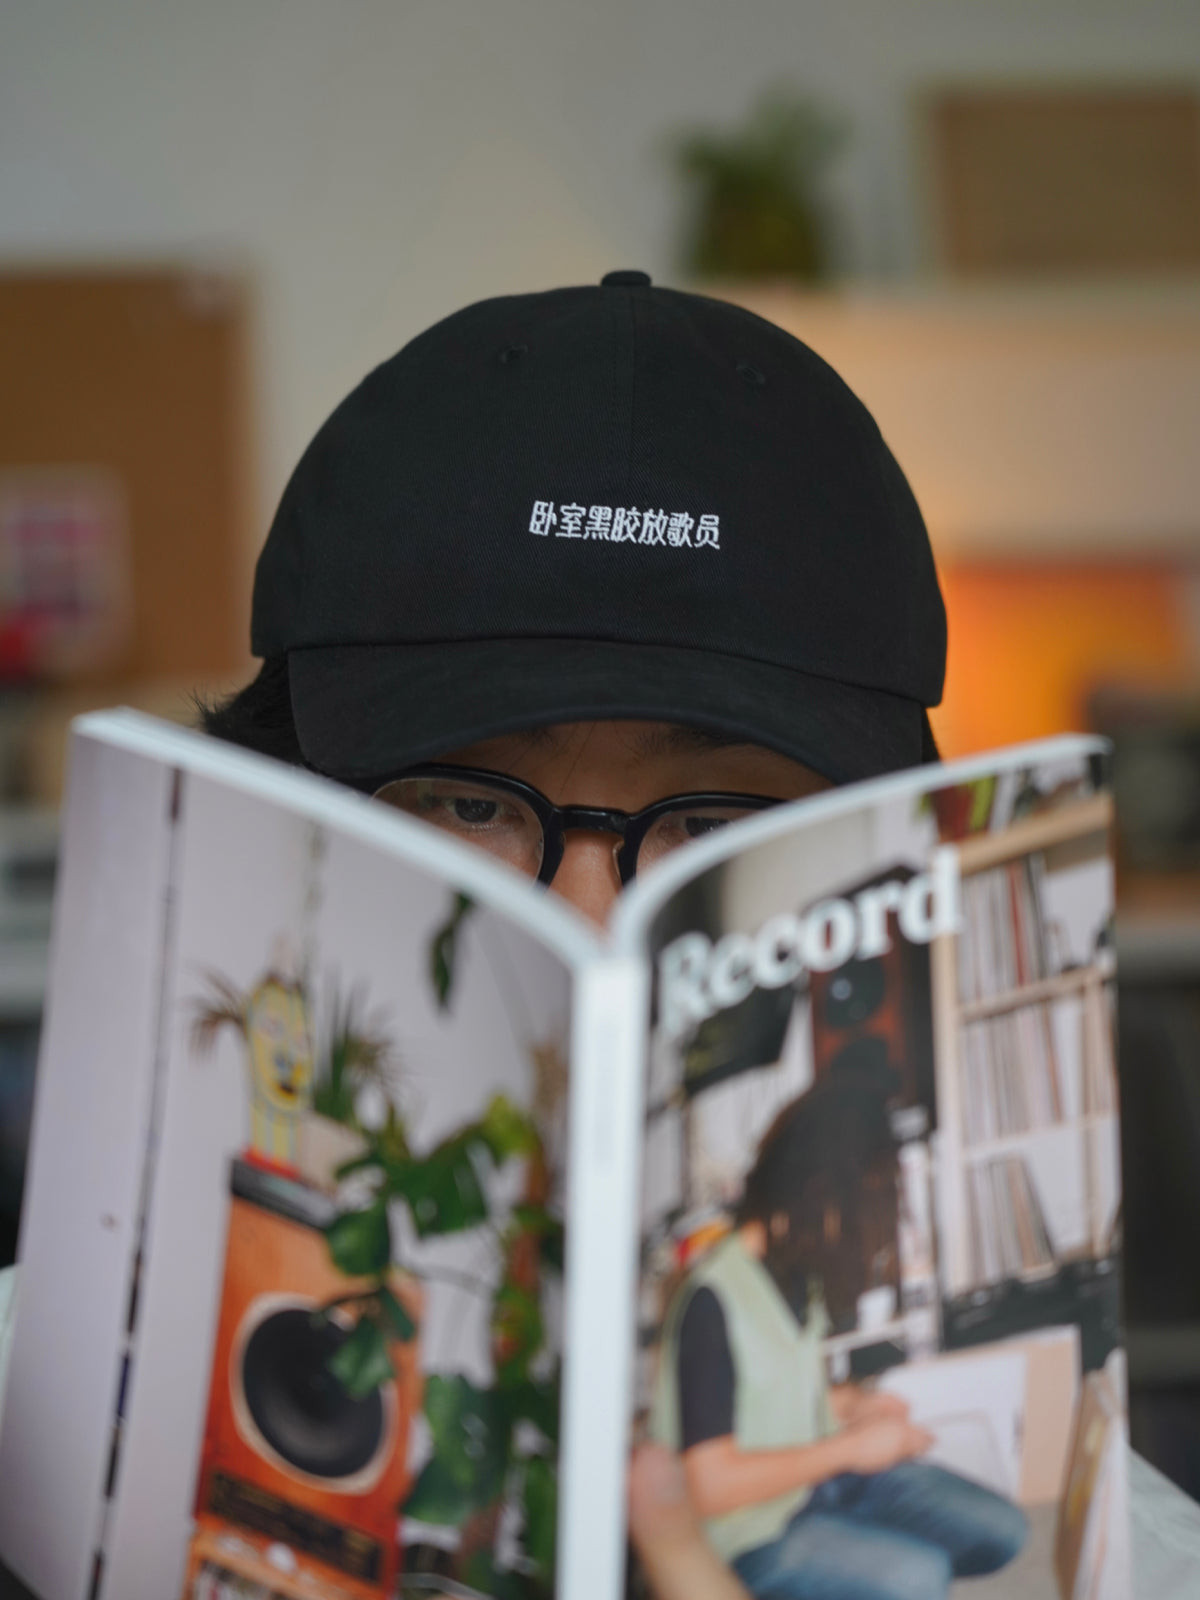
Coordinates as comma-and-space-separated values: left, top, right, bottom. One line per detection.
319, 892, 565, 1600
311, 981, 395, 1129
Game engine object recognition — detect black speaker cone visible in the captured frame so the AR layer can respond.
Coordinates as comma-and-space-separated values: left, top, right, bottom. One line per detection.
820, 957, 885, 1029
240, 1308, 386, 1480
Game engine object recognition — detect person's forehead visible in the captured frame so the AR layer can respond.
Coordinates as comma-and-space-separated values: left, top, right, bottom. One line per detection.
487, 721, 764, 763
436, 720, 830, 803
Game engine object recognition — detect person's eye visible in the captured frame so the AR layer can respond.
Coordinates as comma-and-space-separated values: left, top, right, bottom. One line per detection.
425, 787, 527, 836
450, 795, 499, 825
374, 775, 536, 840
373, 775, 545, 876
639, 804, 760, 864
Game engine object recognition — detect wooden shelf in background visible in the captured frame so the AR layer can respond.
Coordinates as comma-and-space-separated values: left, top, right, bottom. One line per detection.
954, 794, 1113, 876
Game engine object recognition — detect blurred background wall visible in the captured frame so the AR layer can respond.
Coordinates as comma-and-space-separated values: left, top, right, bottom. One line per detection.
4, 0, 1200, 1504
3, 0, 1198, 545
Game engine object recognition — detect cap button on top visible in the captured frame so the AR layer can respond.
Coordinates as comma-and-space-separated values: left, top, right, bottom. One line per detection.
601, 270, 652, 287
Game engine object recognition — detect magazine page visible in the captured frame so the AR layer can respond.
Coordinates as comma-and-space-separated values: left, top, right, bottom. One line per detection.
618, 737, 1128, 1600
0, 713, 611, 1600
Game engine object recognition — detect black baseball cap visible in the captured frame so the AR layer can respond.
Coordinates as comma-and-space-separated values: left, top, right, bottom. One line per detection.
252, 271, 946, 786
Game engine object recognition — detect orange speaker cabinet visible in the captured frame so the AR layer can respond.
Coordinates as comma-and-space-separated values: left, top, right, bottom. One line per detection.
183, 1515, 375, 1600
187, 1159, 420, 1600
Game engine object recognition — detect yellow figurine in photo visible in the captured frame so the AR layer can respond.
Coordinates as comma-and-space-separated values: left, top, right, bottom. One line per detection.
192, 969, 314, 1170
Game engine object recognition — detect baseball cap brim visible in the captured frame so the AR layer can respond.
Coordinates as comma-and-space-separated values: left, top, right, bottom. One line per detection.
287, 639, 929, 787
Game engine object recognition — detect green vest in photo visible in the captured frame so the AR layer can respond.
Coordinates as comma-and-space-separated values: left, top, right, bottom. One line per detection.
650, 1232, 836, 1563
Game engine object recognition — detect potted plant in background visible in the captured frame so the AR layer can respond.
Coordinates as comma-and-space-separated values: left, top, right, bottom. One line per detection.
670, 87, 846, 282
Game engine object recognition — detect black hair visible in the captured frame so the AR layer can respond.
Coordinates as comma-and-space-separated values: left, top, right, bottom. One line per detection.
734, 1070, 898, 1330
195, 655, 305, 766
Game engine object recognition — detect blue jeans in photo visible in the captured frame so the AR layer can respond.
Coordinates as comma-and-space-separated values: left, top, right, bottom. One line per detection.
730, 1462, 1029, 1600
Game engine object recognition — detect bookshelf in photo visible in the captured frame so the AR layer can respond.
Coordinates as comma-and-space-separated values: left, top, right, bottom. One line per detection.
931, 794, 1118, 1301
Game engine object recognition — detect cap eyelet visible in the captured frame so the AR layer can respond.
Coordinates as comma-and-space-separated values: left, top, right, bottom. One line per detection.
737, 361, 766, 388
499, 343, 528, 366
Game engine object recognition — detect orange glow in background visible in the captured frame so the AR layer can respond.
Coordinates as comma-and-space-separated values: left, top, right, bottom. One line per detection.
929, 562, 1198, 759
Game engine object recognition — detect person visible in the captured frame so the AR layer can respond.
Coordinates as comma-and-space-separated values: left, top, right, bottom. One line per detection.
649, 1077, 1028, 1600
201, 269, 950, 1598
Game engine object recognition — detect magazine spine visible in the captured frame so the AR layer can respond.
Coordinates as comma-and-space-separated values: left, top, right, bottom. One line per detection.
557, 956, 650, 1600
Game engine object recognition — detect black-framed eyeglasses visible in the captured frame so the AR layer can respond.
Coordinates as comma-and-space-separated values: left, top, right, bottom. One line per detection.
371, 765, 780, 886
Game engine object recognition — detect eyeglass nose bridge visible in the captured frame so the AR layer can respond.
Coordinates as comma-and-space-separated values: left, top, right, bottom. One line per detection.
549, 804, 638, 887
555, 805, 633, 838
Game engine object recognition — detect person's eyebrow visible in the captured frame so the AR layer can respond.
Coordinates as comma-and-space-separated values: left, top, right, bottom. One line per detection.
627, 725, 759, 761
501, 725, 563, 752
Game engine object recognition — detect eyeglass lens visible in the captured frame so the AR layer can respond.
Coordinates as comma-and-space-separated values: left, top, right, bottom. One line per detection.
374, 774, 546, 877
635, 805, 764, 867
372, 774, 761, 880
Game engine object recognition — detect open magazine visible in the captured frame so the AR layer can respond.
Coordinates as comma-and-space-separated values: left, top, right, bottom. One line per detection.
0, 711, 1127, 1600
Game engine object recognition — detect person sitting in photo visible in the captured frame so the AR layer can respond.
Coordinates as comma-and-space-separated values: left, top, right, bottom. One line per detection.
649, 1076, 1028, 1600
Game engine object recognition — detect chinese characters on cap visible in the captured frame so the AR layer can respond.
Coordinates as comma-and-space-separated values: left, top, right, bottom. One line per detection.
529, 501, 720, 548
